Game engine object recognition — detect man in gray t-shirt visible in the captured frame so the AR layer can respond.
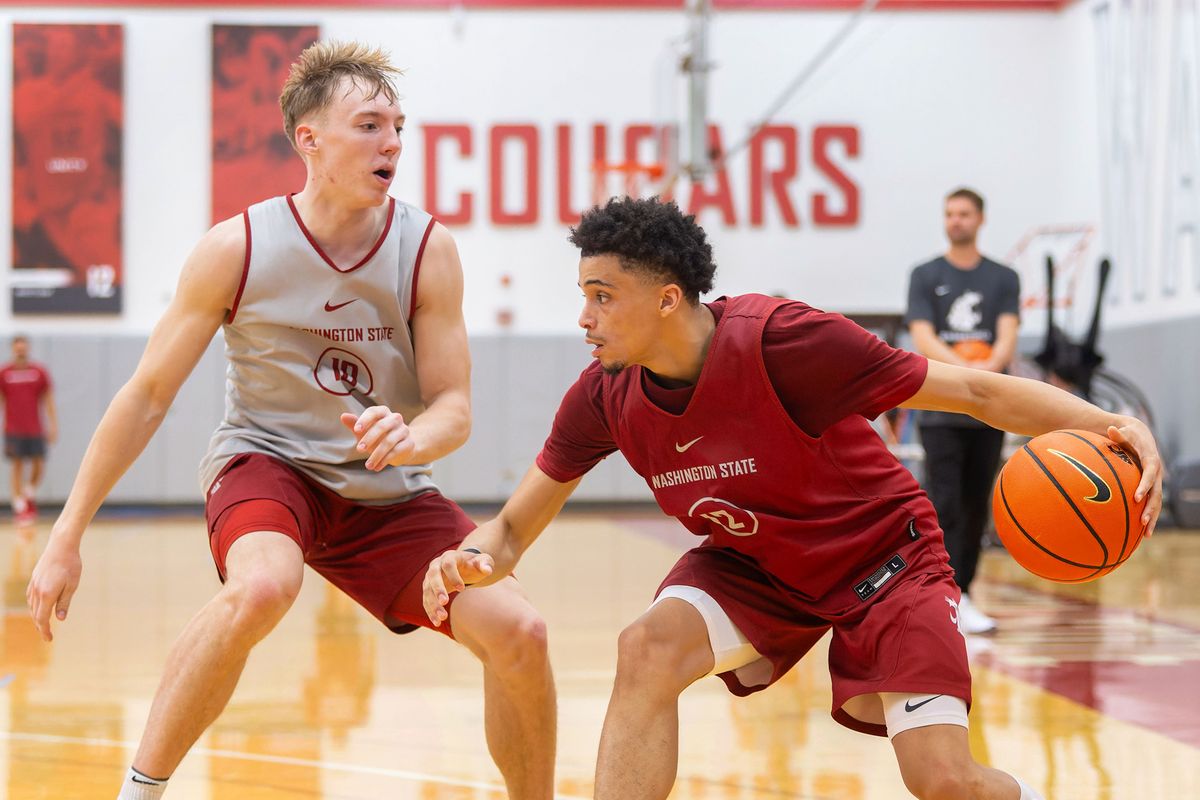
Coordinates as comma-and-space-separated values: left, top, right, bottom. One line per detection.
904, 187, 1020, 634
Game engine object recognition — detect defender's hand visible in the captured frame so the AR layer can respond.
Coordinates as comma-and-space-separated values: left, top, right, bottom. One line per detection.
27, 537, 83, 642
341, 408, 416, 470
422, 549, 495, 626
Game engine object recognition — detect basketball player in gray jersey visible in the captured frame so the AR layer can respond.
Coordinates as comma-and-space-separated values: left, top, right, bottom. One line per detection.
27, 42, 556, 800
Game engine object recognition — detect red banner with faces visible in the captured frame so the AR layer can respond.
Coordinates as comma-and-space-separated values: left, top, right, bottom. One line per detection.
211, 24, 319, 224
11, 24, 123, 314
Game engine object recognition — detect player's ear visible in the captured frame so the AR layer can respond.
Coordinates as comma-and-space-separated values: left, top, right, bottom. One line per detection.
294, 123, 318, 156
659, 283, 684, 316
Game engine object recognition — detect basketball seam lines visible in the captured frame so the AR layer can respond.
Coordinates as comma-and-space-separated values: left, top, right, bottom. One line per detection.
1021, 444, 1110, 576
1000, 461, 1100, 578
1062, 431, 1134, 564
999, 478, 1110, 574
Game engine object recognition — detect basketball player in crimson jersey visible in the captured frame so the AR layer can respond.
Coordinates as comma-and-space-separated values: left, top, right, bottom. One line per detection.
1, 335, 57, 526
27, 42, 554, 800
424, 198, 1162, 800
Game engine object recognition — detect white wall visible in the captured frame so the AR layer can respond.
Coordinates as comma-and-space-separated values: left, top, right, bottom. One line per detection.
0, 4, 1107, 336
1089, 0, 1200, 327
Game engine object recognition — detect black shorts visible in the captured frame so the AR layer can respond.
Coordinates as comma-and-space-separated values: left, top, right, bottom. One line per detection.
4, 435, 45, 460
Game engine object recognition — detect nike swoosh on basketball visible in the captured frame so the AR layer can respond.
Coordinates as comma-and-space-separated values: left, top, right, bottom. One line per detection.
1047, 448, 1112, 503
904, 695, 943, 712
324, 298, 358, 312
675, 436, 704, 453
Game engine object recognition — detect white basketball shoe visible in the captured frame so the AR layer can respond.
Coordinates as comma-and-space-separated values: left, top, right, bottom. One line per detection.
958, 592, 998, 635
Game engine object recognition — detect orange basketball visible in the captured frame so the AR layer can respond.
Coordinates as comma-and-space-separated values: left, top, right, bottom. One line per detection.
992, 429, 1146, 583
953, 339, 993, 361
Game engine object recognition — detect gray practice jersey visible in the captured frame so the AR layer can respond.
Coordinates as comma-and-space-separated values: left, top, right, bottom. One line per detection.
199, 195, 439, 501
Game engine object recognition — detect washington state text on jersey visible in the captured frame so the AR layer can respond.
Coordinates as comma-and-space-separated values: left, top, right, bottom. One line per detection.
294, 326, 396, 342
650, 458, 758, 490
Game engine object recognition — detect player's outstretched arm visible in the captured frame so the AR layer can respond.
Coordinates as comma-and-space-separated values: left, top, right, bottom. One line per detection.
901, 359, 1163, 535
26, 217, 245, 642
342, 224, 472, 471
423, 465, 581, 626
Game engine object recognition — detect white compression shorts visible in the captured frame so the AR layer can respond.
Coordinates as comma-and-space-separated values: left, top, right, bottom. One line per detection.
653, 584, 970, 737
651, 585, 764, 675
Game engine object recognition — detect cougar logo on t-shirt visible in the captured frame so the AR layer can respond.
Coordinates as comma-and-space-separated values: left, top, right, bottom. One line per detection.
947, 291, 983, 332
688, 497, 759, 537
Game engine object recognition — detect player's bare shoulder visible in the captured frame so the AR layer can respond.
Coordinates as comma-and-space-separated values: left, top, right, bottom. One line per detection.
423, 221, 459, 259
412, 221, 464, 313
175, 214, 250, 316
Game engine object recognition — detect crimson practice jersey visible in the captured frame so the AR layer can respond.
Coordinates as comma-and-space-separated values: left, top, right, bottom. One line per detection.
0, 361, 51, 436
538, 293, 945, 599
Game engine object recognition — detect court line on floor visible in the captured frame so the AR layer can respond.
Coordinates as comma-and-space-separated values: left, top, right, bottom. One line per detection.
0, 730, 590, 799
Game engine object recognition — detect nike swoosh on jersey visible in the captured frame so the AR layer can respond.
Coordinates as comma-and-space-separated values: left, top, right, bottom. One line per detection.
904, 695, 943, 712
324, 298, 358, 312
935, 285, 951, 296
675, 436, 704, 453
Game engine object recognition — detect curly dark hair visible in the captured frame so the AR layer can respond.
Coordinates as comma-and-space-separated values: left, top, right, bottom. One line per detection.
568, 197, 716, 303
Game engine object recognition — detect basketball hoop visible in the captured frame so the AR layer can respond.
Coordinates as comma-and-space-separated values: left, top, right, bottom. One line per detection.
591, 160, 668, 207
1005, 224, 1096, 312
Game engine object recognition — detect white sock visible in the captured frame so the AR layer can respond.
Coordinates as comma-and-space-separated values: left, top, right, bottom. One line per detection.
117, 766, 168, 799
1014, 776, 1044, 800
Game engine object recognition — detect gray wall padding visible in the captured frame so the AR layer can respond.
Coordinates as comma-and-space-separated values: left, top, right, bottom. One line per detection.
4, 333, 652, 505
8, 321, 1194, 507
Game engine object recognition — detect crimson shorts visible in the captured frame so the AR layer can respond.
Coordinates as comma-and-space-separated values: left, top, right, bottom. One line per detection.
205, 453, 474, 637
657, 538, 972, 737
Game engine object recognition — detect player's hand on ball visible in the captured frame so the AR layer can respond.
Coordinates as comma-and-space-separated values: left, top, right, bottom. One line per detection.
423, 549, 494, 626
1107, 421, 1163, 536
340, 407, 416, 470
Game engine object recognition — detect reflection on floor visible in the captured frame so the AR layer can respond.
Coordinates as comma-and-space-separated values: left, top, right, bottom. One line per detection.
0, 511, 1196, 798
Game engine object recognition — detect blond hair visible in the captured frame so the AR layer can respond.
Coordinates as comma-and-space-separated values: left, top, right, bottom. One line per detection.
279, 41, 402, 147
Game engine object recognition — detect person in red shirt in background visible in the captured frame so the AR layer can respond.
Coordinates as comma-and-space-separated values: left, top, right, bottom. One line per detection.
1, 335, 57, 526
422, 197, 1162, 800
